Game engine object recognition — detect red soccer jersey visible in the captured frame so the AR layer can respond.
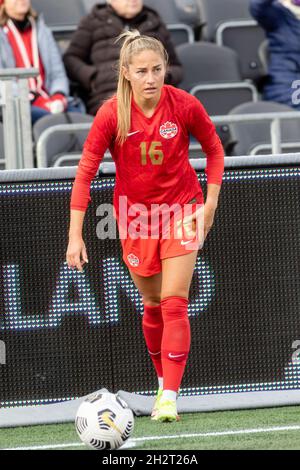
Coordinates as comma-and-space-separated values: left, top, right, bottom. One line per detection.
70, 85, 224, 214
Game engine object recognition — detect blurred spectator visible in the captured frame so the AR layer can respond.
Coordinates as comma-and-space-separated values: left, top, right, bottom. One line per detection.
63, 0, 183, 116
250, 0, 300, 108
0, 0, 84, 123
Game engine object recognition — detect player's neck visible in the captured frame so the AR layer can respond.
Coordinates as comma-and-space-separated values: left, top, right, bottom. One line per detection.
133, 91, 162, 118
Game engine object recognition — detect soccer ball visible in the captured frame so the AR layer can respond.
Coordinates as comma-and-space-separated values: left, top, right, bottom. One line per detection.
75, 392, 134, 450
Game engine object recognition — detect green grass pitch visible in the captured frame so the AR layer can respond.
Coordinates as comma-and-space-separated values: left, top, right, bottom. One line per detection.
0, 406, 300, 450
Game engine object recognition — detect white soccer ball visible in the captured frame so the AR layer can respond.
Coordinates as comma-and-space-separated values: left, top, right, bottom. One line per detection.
75, 392, 134, 450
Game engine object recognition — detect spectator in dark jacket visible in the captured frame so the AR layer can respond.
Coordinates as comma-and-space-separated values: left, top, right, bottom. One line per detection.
63, 0, 183, 116
250, 0, 300, 108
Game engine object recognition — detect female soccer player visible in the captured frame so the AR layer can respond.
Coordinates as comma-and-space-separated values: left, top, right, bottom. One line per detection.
66, 30, 224, 423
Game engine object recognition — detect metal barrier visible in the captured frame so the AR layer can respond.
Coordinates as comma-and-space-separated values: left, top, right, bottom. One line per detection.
212, 111, 300, 155
36, 111, 300, 167
250, 142, 300, 156
0, 68, 38, 169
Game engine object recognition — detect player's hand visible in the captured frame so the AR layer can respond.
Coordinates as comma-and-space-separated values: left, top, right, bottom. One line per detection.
66, 236, 88, 272
176, 205, 205, 249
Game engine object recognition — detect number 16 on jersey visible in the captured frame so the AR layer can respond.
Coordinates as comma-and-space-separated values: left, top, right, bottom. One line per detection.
140, 142, 164, 166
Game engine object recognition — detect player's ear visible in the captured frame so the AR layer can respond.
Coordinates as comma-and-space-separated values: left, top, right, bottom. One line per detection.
122, 66, 130, 82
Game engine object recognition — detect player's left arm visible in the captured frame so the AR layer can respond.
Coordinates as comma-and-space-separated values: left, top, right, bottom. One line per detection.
187, 96, 225, 238
203, 183, 221, 240
187, 96, 224, 188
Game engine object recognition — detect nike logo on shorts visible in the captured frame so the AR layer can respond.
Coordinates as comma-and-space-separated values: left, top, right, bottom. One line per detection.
127, 130, 140, 137
168, 353, 185, 359
181, 239, 194, 246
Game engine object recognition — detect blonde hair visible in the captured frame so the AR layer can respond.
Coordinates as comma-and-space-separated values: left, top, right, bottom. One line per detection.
116, 30, 168, 144
0, 3, 37, 26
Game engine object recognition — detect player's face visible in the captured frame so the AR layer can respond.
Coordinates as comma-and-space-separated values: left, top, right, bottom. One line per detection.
109, 0, 143, 19
124, 50, 166, 103
3, 0, 31, 20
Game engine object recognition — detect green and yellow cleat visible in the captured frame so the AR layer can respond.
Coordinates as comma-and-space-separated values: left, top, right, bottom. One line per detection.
151, 388, 163, 420
152, 399, 180, 423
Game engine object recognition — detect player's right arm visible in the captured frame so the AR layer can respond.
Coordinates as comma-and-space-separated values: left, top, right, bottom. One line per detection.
66, 99, 117, 271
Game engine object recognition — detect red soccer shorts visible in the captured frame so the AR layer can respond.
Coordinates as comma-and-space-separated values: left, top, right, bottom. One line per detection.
117, 193, 204, 277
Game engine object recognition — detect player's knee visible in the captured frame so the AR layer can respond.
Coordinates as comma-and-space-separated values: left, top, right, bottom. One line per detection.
161, 291, 188, 302
142, 295, 161, 307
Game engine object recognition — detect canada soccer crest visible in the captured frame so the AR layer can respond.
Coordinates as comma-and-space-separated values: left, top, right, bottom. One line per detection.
159, 121, 178, 139
127, 253, 140, 267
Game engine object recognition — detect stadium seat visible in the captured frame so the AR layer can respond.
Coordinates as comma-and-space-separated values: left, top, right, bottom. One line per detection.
228, 101, 300, 156
31, 0, 85, 27
82, 0, 106, 13
33, 112, 94, 167
164, 26, 193, 46
196, 0, 252, 41
144, 0, 201, 44
145, 0, 199, 24
31, 0, 85, 49
176, 42, 257, 110
177, 42, 242, 91
176, 42, 258, 151
216, 20, 266, 81
190, 83, 257, 116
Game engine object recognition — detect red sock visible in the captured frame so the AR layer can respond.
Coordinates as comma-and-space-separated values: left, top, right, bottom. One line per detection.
142, 303, 164, 379
161, 296, 191, 392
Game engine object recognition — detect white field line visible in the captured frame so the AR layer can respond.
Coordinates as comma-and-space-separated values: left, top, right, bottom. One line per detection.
2, 424, 300, 451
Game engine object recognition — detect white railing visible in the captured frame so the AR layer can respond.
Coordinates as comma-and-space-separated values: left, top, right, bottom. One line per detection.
0, 68, 39, 169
